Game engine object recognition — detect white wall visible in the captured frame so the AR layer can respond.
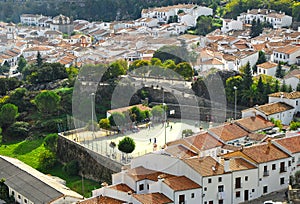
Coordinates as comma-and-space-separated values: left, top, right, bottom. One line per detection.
174, 188, 202, 204
202, 174, 231, 204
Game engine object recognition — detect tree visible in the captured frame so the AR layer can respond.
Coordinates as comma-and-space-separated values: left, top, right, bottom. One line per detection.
129, 106, 146, 122
151, 105, 164, 121
44, 133, 58, 153
288, 84, 293, 93
109, 112, 126, 127
274, 80, 280, 92
241, 84, 257, 107
0, 103, 18, 128
62, 160, 79, 176
153, 45, 188, 64
34, 90, 61, 115
99, 118, 111, 130
225, 75, 243, 104
241, 62, 253, 90
297, 82, 300, 92
275, 63, 284, 78
6, 122, 29, 139
118, 136, 136, 154
39, 150, 56, 170
290, 121, 300, 131
36, 51, 43, 68
280, 80, 288, 92
175, 62, 194, 80
263, 82, 272, 103
257, 51, 266, 65
256, 76, 265, 104
17, 55, 27, 73
250, 18, 263, 38
151, 58, 163, 66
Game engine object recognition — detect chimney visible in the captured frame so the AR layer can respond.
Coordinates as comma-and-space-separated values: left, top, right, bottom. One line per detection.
267, 138, 272, 149
224, 158, 230, 172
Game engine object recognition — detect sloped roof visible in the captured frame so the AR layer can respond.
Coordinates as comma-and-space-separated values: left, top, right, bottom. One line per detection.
133, 193, 172, 204
275, 135, 300, 154
255, 102, 294, 116
78, 195, 125, 204
209, 123, 249, 142
269, 92, 300, 99
235, 115, 274, 132
163, 175, 201, 191
0, 156, 82, 203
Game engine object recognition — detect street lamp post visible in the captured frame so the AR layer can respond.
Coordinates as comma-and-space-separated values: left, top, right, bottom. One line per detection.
162, 87, 167, 144
234, 86, 237, 120
91, 93, 95, 139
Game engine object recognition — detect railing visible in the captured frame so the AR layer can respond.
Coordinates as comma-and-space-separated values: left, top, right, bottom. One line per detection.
263, 170, 269, 177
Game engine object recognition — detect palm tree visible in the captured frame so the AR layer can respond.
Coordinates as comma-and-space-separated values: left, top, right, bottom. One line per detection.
241, 85, 258, 107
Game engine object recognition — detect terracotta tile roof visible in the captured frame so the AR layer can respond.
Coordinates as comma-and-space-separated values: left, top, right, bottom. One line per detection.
235, 115, 274, 132
209, 123, 249, 142
78, 195, 125, 204
257, 61, 277, 69
269, 91, 300, 99
255, 102, 294, 116
274, 45, 300, 54
228, 157, 257, 171
127, 166, 172, 182
241, 142, 290, 163
183, 156, 225, 176
163, 176, 201, 191
164, 144, 197, 158
166, 138, 198, 152
284, 69, 300, 79
108, 104, 151, 114
202, 58, 224, 65
185, 132, 223, 150
275, 135, 300, 153
221, 144, 241, 151
109, 183, 134, 193
247, 133, 267, 141
253, 43, 267, 51
133, 193, 172, 204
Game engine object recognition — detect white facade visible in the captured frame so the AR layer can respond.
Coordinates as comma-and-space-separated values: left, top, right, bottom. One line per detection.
273, 46, 300, 65
20, 14, 45, 26
221, 19, 243, 33
285, 76, 300, 91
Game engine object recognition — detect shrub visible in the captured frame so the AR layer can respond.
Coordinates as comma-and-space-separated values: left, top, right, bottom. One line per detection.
6, 121, 29, 138
44, 133, 58, 153
118, 137, 135, 154
39, 150, 56, 170
62, 160, 79, 176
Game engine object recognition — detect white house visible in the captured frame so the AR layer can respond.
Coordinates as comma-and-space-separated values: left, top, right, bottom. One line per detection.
237, 9, 292, 28
134, 18, 159, 28
256, 61, 278, 76
20, 14, 45, 26
272, 45, 300, 65
0, 156, 82, 204
269, 91, 300, 114
221, 19, 243, 33
242, 102, 294, 125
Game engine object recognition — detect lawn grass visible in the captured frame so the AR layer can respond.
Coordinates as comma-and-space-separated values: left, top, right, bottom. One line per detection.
0, 138, 100, 198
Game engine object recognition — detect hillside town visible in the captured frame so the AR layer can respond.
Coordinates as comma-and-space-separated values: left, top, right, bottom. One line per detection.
0, 2, 300, 204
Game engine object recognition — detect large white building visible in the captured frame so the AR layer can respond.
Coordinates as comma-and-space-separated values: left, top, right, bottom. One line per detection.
141, 4, 212, 27
272, 45, 300, 65
237, 9, 293, 28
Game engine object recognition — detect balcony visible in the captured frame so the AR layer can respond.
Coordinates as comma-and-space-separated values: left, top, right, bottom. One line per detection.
263, 170, 269, 177
280, 167, 287, 173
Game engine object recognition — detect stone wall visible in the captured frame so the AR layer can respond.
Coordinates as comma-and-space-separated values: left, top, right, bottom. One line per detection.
57, 134, 122, 183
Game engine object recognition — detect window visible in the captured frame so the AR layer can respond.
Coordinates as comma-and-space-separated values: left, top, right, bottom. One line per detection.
11, 191, 14, 195
272, 164, 276, 170
245, 176, 248, 181
204, 187, 207, 191
147, 184, 149, 190
191, 193, 195, 198
179, 194, 185, 204
252, 189, 255, 192
289, 161, 291, 167
236, 191, 241, 198
139, 184, 144, 191
263, 186, 268, 194
235, 177, 241, 188
218, 200, 224, 204
218, 177, 222, 182
208, 178, 212, 183
218, 185, 224, 192
18, 195, 21, 199
280, 177, 285, 185
280, 162, 286, 173
263, 165, 269, 176
204, 202, 207, 204
24, 199, 27, 204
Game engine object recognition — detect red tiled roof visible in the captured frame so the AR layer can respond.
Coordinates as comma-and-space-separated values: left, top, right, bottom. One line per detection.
163, 176, 201, 191
235, 115, 274, 132
209, 123, 249, 142
109, 183, 134, 193
184, 156, 225, 176
241, 143, 290, 163
255, 102, 294, 116
275, 135, 300, 153
127, 166, 172, 182
133, 193, 172, 204
185, 132, 223, 150
78, 195, 125, 204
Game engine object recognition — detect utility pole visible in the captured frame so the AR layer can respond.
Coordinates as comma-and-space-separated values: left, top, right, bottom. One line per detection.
234, 86, 237, 120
